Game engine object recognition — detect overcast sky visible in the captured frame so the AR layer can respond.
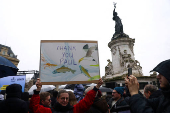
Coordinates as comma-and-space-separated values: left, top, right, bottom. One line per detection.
0, 0, 170, 80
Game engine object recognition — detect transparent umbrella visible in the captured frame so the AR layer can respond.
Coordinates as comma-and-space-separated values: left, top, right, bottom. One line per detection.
99, 87, 113, 92
58, 85, 67, 89
28, 85, 56, 95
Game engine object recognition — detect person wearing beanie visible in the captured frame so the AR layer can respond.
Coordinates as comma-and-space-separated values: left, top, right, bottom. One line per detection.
0, 84, 28, 113
125, 59, 170, 113
107, 87, 128, 112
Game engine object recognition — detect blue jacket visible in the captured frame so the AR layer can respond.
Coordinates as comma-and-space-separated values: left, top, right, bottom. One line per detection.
74, 84, 84, 102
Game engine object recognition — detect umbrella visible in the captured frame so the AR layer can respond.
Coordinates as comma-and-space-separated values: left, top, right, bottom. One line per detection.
0, 56, 18, 78
58, 85, 67, 89
86, 83, 97, 87
65, 89, 74, 92
28, 85, 56, 95
64, 84, 75, 90
99, 87, 113, 92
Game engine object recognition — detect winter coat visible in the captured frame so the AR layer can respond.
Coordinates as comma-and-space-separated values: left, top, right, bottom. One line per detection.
0, 84, 28, 113
124, 89, 143, 105
108, 97, 128, 110
30, 87, 98, 113
85, 97, 109, 113
149, 90, 162, 99
0, 97, 28, 113
53, 102, 74, 113
129, 88, 170, 113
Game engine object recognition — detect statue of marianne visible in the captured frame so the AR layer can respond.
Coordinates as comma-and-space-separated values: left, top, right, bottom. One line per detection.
113, 3, 123, 34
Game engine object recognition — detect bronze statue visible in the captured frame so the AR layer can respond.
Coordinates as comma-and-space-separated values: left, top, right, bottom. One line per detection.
111, 3, 129, 40
113, 3, 123, 35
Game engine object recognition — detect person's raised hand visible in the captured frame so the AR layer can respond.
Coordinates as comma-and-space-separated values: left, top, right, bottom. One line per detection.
96, 78, 103, 89
125, 75, 139, 96
35, 78, 42, 91
124, 76, 129, 88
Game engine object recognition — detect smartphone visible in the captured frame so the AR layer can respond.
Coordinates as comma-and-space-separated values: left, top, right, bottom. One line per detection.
128, 68, 132, 77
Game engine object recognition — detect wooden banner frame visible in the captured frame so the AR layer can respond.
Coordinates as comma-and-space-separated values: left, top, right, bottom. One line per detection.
40, 40, 100, 85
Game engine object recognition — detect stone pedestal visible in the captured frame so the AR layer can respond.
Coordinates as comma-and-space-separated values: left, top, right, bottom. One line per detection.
105, 36, 143, 78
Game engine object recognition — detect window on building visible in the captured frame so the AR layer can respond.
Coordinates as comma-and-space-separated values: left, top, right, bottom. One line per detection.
10, 53, 13, 57
2, 51, 5, 55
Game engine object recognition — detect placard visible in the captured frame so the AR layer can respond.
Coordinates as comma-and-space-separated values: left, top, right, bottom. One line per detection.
40, 40, 100, 85
0, 75, 26, 92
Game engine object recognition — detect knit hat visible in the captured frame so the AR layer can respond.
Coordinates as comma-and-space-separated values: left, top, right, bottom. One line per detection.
6, 84, 22, 99
150, 59, 170, 83
114, 87, 124, 96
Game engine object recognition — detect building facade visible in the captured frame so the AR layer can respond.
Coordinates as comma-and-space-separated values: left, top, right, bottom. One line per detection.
0, 44, 19, 67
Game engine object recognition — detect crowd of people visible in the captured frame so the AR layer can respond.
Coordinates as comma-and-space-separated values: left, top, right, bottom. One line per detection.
0, 59, 170, 113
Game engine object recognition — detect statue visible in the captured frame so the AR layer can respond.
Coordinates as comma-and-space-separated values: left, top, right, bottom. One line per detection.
105, 59, 114, 76
111, 3, 129, 40
120, 50, 134, 68
113, 3, 123, 35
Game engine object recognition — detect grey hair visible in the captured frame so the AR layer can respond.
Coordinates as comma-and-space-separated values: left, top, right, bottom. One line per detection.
144, 84, 157, 93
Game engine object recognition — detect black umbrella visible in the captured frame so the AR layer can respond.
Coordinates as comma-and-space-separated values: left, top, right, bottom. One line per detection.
99, 87, 113, 92
64, 84, 75, 90
0, 56, 18, 78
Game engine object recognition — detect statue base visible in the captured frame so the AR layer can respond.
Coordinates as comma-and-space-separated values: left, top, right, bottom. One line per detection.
105, 34, 143, 80
111, 33, 129, 41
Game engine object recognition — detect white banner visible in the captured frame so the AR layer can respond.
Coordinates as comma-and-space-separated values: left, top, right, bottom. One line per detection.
40, 40, 100, 84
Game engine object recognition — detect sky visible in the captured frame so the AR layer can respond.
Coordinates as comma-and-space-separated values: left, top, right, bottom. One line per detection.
0, 0, 170, 80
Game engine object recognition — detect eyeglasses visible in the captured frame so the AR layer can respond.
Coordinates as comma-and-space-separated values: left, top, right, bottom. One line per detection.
112, 92, 117, 94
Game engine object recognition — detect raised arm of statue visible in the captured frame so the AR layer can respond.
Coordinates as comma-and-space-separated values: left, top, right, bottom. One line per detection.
113, 8, 115, 16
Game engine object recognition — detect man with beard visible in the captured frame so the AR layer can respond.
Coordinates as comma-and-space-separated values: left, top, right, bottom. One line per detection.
107, 87, 127, 112
125, 59, 170, 113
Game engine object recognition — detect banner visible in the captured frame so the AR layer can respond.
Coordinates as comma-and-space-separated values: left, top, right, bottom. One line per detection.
40, 40, 100, 85
0, 75, 26, 92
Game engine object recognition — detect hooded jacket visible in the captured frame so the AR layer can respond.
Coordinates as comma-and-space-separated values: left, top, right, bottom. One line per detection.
129, 59, 170, 113
74, 84, 84, 102
149, 90, 162, 99
129, 88, 170, 113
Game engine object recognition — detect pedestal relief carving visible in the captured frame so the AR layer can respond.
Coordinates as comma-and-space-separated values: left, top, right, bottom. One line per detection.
105, 59, 114, 76
105, 37, 143, 79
